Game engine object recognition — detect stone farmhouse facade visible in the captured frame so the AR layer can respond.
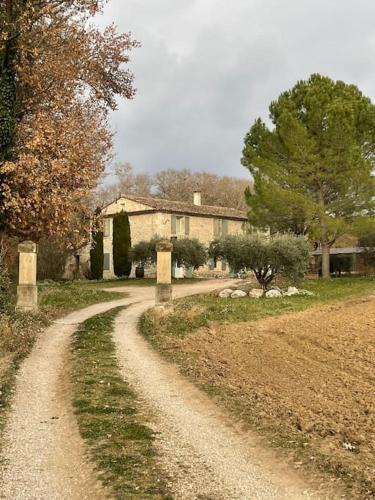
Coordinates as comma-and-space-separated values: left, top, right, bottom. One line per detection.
101, 191, 248, 278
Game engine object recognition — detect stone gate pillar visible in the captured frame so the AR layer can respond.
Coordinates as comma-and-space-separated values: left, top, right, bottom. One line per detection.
16, 241, 38, 312
155, 239, 173, 305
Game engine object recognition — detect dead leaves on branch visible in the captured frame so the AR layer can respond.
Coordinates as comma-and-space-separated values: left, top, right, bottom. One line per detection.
0, 0, 139, 240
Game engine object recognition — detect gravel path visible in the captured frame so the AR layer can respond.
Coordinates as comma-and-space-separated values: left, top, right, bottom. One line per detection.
0, 298, 132, 500
0, 280, 322, 499
0, 281, 231, 499
113, 282, 320, 500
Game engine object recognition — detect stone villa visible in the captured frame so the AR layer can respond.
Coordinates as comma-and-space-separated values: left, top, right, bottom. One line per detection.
101, 191, 247, 278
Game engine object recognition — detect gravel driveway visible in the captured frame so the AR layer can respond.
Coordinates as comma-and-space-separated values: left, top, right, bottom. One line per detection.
113, 282, 321, 500
1, 280, 321, 499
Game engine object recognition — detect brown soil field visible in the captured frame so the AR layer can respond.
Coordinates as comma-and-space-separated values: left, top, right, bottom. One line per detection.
150, 296, 375, 498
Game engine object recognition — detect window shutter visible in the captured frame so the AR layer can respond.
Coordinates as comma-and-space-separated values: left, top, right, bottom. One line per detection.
171, 215, 177, 235
222, 219, 229, 236
185, 216, 190, 236
213, 219, 219, 238
103, 253, 110, 271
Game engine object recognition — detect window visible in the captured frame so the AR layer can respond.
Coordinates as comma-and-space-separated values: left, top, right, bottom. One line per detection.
103, 253, 110, 271
213, 219, 229, 238
171, 215, 190, 237
103, 218, 111, 237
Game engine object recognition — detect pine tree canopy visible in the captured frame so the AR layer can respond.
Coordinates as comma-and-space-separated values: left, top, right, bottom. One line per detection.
242, 74, 375, 246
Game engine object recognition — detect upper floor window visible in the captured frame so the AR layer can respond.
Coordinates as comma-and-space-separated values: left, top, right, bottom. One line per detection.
103, 218, 111, 237
213, 219, 228, 238
171, 215, 190, 237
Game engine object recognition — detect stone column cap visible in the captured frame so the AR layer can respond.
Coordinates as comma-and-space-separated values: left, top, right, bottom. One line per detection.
156, 239, 173, 252
18, 241, 37, 253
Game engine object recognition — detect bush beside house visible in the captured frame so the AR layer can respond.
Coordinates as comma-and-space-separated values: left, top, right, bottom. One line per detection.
130, 237, 207, 273
210, 234, 310, 290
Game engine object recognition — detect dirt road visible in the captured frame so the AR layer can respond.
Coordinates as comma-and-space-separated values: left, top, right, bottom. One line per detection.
0, 299, 134, 500
113, 283, 323, 500
0, 280, 336, 499
0, 281, 233, 499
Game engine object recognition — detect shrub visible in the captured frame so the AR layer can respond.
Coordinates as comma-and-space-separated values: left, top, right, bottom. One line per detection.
209, 234, 310, 290
37, 236, 71, 281
90, 231, 103, 280
172, 238, 207, 269
0, 238, 12, 312
112, 211, 132, 277
130, 237, 159, 266
130, 237, 207, 270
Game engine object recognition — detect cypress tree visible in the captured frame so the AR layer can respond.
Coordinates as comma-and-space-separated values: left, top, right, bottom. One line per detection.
112, 210, 132, 277
90, 230, 103, 280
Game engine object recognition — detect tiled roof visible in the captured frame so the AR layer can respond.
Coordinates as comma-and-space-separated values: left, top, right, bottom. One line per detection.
119, 194, 248, 221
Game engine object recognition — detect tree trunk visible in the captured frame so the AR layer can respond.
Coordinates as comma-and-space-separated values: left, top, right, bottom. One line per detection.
321, 242, 331, 279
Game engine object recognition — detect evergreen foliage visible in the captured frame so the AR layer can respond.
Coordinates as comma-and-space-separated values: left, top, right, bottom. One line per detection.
112, 211, 132, 277
172, 238, 207, 269
209, 234, 310, 289
0, 0, 20, 230
130, 237, 207, 270
242, 74, 375, 278
90, 231, 103, 280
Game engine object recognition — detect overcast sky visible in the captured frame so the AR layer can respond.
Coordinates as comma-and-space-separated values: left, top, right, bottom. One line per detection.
98, 0, 375, 182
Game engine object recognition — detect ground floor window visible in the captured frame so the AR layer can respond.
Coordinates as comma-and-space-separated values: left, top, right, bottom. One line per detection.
103, 253, 110, 271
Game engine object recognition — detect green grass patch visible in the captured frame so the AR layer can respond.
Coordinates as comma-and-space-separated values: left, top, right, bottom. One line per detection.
47, 277, 203, 289
38, 282, 126, 316
71, 308, 171, 499
141, 277, 375, 342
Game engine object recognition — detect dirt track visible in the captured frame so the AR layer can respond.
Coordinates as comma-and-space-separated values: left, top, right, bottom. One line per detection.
113, 289, 325, 499
157, 295, 375, 497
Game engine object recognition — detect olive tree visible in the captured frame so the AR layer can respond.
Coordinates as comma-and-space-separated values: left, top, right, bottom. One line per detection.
209, 234, 310, 290
130, 237, 207, 270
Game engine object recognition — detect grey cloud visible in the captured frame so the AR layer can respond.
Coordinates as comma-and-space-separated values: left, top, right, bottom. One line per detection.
99, 0, 375, 181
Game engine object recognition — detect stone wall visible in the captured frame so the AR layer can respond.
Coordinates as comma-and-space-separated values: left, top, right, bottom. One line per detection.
102, 211, 245, 278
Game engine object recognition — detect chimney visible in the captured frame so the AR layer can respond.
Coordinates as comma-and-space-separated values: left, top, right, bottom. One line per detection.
193, 190, 202, 206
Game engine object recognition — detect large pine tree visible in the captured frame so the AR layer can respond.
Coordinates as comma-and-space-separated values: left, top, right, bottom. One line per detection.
242, 74, 375, 278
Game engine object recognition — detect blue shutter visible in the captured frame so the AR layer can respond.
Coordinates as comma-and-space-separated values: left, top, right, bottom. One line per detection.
171, 215, 177, 235
185, 216, 190, 236
103, 253, 110, 271
222, 219, 228, 236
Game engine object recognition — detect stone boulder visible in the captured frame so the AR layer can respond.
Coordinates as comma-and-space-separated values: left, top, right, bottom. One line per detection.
219, 289, 234, 298
265, 289, 282, 298
249, 289, 264, 299
231, 290, 247, 298
284, 286, 299, 297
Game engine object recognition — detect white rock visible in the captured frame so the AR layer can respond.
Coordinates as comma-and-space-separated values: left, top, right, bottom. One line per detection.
219, 289, 234, 298
249, 289, 264, 299
231, 290, 247, 298
286, 286, 299, 296
265, 289, 282, 298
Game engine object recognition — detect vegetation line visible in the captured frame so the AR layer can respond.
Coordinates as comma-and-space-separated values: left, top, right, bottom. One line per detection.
71, 307, 171, 499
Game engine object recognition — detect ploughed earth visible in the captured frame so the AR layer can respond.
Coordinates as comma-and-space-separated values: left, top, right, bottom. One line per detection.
148, 295, 375, 498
